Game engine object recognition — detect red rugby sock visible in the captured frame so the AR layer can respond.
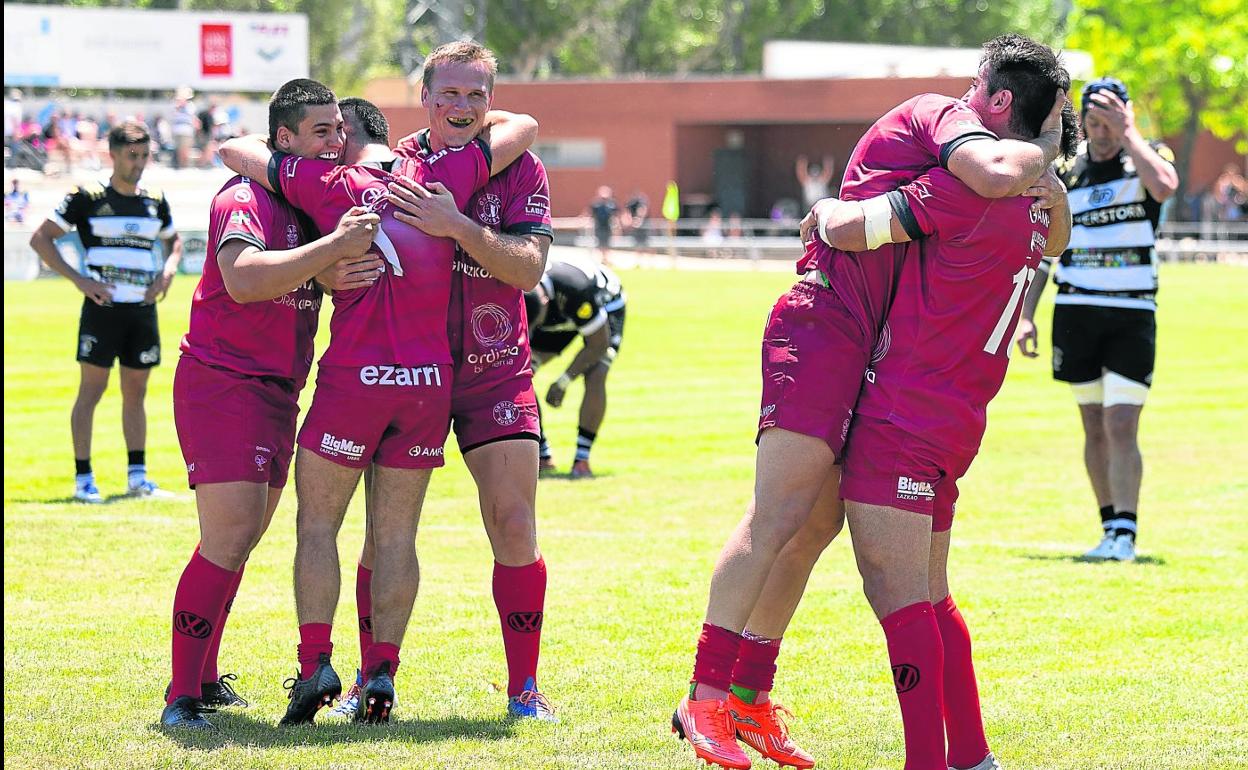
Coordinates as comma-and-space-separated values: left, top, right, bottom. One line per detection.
881, 602, 947, 770
297, 623, 333, 679
492, 558, 547, 697
691, 623, 742, 697
201, 562, 246, 684
362, 641, 401, 679
169, 549, 238, 703
355, 563, 373, 671
934, 595, 990, 770
730, 632, 782, 702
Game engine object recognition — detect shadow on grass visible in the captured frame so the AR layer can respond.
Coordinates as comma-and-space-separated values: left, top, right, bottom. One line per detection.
1022, 553, 1167, 566
10, 492, 190, 505
538, 471, 614, 482
154, 710, 517, 750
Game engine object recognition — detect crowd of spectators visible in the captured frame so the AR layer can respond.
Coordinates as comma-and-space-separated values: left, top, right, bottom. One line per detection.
3, 87, 244, 174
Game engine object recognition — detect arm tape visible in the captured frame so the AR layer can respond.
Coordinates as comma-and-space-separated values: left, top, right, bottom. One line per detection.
862, 195, 895, 250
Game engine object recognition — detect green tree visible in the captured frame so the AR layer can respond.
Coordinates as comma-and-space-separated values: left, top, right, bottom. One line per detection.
1067, 0, 1248, 201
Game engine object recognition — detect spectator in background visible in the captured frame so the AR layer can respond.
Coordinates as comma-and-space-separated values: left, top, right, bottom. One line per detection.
170, 85, 198, 169
702, 207, 724, 245
5, 179, 30, 223
726, 212, 744, 239
795, 153, 835, 211
624, 190, 653, 254
4, 89, 22, 160
1212, 163, 1247, 222
588, 185, 619, 264
152, 114, 175, 164
76, 114, 101, 170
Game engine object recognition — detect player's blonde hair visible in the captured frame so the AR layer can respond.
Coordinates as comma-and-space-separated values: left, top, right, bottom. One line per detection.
421, 41, 498, 94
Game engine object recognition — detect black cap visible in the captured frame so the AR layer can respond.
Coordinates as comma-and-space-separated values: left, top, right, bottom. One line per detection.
1081, 77, 1130, 111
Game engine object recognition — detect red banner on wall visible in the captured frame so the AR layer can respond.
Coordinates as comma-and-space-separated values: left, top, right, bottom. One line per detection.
200, 23, 232, 77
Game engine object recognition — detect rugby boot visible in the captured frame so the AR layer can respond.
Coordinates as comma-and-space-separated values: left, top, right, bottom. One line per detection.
569, 459, 594, 479
507, 676, 558, 722
1109, 534, 1136, 562
1082, 531, 1117, 560
280, 653, 341, 725
128, 477, 176, 499
201, 673, 249, 708
951, 752, 1003, 770
164, 673, 249, 708
160, 695, 216, 730
728, 693, 814, 769
329, 669, 363, 719
74, 480, 103, 504
672, 694, 752, 769
538, 457, 558, 476
356, 661, 396, 724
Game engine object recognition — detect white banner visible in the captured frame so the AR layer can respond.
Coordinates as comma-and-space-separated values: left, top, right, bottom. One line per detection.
4, 5, 308, 92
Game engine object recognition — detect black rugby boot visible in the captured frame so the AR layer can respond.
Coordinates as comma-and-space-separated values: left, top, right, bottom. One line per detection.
160, 695, 216, 730
355, 661, 396, 724
280, 653, 342, 725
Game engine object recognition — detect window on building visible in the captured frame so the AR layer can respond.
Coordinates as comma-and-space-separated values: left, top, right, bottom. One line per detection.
531, 139, 605, 169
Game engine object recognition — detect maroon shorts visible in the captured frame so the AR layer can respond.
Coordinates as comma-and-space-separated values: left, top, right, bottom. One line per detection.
296, 364, 452, 470
757, 281, 872, 458
450, 372, 541, 453
173, 355, 300, 489
839, 415, 978, 532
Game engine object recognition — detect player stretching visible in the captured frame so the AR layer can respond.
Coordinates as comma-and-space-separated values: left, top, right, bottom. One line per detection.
219, 95, 536, 725
29, 120, 182, 503
672, 35, 1073, 770
524, 252, 626, 478
331, 42, 557, 722
161, 79, 382, 729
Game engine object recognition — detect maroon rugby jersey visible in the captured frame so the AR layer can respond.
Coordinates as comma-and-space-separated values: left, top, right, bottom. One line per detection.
796, 94, 998, 337
180, 175, 320, 381
274, 143, 489, 368
395, 133, 553, 394
857, 168, 1050, 451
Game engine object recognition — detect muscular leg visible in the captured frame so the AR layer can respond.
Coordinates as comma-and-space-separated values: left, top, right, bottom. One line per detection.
1103, 404, 1143, 514
693, 429, 835, 700
579, 362, 608, 435
292, 449, 362, 625
466, 440, 547, 696
1077, 404, 1112, 509
118, 365, 150, 454
845, 501, 944, 769
743, 469, 844, 640
367, 465, 432, 649
72, 363, 110, 461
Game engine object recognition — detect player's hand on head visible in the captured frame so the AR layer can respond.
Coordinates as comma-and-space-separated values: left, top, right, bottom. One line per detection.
1038, 89, 1067, 158
1014, 318, 1039, 358
1087, 90, 1131, 138
1024, 167, 1067, 211
76, 276, 114, 306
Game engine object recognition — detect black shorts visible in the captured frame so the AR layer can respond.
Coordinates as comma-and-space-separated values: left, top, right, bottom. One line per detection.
1051, 304, 1154, 386
77, 299, 161, 369
531, 308, 626, 364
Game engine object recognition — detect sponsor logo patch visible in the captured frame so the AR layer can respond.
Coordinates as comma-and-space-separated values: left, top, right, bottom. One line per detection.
79, 334, 98, 357
233, 185, 253, 204
1089, 186, 1115, 206
892, 663, 920, 693
506, 611, 543, 633
320, 432, 365, 461
407, 445, 445, 458
229, 210, 251, 227
286, 223, 299, 247
524, 193, 550, 218
896, 476, 936, 501
358, 364, 443, 387
493, 400, 521, 426
476, 193, 502, 226
139, 345, 160, 365
576, 302, 593, 320
174, 611, 213, 639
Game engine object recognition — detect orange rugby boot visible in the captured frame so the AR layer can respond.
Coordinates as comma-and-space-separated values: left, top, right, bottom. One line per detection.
672, 694, 752, 769
728, 693, 815, 769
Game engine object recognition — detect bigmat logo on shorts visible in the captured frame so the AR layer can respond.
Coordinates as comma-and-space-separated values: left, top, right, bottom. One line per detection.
896, 476, 936, 501
321, 433, 365, 461
359, 365, 443, 387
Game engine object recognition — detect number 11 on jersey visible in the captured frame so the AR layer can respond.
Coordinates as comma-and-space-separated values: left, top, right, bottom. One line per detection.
984, 265, 1037, 356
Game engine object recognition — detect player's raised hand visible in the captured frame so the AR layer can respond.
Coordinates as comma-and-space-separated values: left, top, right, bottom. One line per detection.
387, 178, 468, 239
1014, 317, 1040, 358
1024, 167, 1068, 211
75, 276, 114, 306
336, 206, 381, 255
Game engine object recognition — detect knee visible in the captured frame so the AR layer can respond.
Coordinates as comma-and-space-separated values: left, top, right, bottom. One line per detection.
747, 500, 811, 553
489, 504, 537, 548
201, 525, 262, 570
1103, 411, 1140, 445
75, 384, 107, 408
1083, 419, 1108, 446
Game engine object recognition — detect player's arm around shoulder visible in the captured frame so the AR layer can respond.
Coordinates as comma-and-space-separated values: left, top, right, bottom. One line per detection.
479, 110, 538, 175
946, 90, 1068, 199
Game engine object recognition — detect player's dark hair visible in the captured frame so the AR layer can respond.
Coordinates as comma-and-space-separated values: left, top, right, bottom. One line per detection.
339, 97, 390, 145
108, 119, 149, 150
268, 78, 337, 146
980, 34, 1080, 157
422, 41, 498, 94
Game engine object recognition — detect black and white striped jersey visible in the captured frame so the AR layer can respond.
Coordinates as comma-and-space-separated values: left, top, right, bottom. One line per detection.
51, 181, 175, 304
1053, 141, 1174, 311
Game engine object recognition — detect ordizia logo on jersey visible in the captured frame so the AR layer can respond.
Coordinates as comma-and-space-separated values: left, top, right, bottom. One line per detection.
321, 433, 365, 461
896, 476, 935, 500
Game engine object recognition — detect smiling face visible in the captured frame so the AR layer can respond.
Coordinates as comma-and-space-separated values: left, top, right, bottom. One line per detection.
276, 102, 344, 162
422, 60, 493, 150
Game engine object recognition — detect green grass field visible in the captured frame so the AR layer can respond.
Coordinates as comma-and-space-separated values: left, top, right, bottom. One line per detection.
4, 262, 1247, 770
